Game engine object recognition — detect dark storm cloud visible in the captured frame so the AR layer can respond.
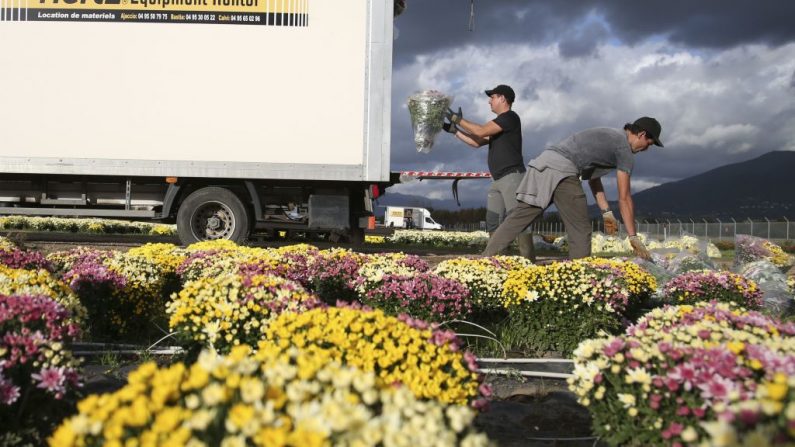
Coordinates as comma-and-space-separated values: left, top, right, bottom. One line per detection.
393, 1, 795, 65
388, 0, 795, 208
601, 0, 795, 50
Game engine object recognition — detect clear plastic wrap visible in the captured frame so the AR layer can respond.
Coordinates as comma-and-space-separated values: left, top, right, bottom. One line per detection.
407, 90, 453, 153
738, 259, 794, 317
734, 234, 795, 272
647, 233, 721, 258
633, 255, 675, 300
667, 251, 717, 274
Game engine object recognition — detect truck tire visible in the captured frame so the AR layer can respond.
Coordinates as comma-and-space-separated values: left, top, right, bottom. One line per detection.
177, 187, 250, 245
347, 227, 365, 244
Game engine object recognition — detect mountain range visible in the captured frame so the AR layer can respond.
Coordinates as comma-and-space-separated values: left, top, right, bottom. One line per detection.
377, 151, 795, 218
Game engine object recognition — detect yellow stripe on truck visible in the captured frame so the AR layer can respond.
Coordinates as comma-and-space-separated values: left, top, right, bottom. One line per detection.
2, 0, 309, 25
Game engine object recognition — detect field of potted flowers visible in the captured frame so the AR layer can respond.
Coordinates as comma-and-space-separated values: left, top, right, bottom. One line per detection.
0, 222, 793, 445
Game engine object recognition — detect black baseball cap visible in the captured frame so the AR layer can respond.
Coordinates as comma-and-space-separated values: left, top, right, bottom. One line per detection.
633, 116, 664, 147
484, 84, 515, 104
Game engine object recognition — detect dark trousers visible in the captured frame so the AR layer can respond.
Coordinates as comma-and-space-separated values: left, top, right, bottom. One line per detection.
482, 176, 592, 259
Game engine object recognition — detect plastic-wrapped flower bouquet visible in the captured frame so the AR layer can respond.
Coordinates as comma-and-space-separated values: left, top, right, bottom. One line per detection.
408, 90, 453, 153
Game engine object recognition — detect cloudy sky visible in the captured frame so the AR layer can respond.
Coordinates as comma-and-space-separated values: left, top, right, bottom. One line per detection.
386, 0, 795, 208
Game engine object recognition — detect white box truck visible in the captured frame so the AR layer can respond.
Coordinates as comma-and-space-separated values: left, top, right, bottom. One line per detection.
384, 206, 442, 230
0, 1, 397, 244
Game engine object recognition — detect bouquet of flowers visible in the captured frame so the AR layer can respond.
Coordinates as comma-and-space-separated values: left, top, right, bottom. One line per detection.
500, 258, 656, 354
661, 269, 763, 309
568, 301, 795, 446
51, 344, 492, 447
167, 273, 319, 353
1, 294, 82, 445
734, 234, 795, 271
433, 256, 533, 311
263, 306, 488, 406
738, 259, 794, 316
407, 90, 453, 153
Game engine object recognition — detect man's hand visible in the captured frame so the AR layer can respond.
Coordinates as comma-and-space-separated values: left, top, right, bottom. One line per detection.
628, 235, 652, 261
442, 120, 457, 134
445, 107, 463, 125
602, 210, 618, 235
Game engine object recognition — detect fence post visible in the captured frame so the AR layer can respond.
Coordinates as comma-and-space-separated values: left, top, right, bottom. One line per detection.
749, 218, 753, 237
786, 217, 790, 241
731, 218, 737, 238
703, 219, 709, 238
716, 219, 722, 240
764, 217, 770, 240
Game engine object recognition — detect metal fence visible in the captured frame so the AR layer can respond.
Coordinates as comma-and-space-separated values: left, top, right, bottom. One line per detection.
446, 218, 795, 242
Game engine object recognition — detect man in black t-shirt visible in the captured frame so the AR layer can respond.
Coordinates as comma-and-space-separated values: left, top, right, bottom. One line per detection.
443, 84, 534, 259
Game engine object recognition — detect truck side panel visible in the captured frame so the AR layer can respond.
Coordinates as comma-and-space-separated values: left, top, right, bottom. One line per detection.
0, 1, 392, 182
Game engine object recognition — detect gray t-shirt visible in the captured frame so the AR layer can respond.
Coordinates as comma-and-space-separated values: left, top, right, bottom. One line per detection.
547, 128, 634, 180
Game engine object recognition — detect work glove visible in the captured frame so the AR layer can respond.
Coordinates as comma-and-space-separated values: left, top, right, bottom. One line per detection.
628, 235, 652, 261
602, 210, 618, 235
442, 120, 457, 134
445, 107, 463, 125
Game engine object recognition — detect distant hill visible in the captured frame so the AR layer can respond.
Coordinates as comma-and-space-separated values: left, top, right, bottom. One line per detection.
629, 151, 795, 219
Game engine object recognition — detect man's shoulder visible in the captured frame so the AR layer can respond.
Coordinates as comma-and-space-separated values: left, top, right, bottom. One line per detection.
493, 110, 520, 127
500, 110, 521, 120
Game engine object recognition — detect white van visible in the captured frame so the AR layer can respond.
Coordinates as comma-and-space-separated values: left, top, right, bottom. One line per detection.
384, 207, 443, 230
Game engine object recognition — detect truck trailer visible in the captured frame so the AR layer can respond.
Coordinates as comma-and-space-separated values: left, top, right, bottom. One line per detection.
0, 1, 396, 244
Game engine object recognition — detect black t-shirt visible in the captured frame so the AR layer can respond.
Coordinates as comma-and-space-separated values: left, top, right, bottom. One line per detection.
488, 110, 525, 180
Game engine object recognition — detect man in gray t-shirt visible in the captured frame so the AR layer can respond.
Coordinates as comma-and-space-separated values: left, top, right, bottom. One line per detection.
483, 117, 664, 260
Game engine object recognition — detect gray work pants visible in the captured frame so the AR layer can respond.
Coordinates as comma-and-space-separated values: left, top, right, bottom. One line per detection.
486, 171, 534, 259
483, 176, 591, 259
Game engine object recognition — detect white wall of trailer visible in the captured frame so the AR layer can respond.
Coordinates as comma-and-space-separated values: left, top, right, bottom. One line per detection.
0, 0, 392, 181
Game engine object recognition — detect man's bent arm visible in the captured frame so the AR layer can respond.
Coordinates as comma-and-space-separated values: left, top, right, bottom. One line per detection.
587, 178, 611, 212
454, 128, 488, 148
616, 170, 637, 236
457, 118, 503, 140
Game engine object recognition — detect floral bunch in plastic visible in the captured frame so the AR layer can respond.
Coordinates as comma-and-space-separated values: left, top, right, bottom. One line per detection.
51, 344, 492, 447
662, 269, 763, 309
263, 305, 490, 407
1, 294, 82, 445
735, 234, 795, 271
568, 301, 795, 446
499, 257, 656, 354
646, 234, 722, 258
433, 256, 533, 311
167, 273, 320, 353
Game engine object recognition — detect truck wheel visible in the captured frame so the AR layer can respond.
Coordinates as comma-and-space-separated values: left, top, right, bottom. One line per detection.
346, 227, 365, 245
177, 187, 250, 245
